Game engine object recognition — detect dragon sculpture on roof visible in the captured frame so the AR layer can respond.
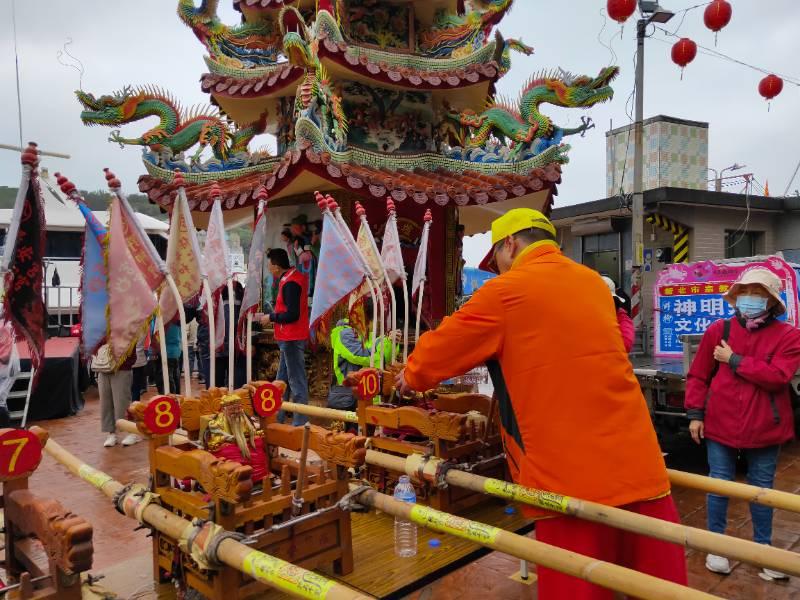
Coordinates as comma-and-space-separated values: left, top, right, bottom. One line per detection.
419, 0, 514, 58
446, 66, 619, 160
280, 6, 348, 150
178, 0, 282, 68
77, 86, 269, 168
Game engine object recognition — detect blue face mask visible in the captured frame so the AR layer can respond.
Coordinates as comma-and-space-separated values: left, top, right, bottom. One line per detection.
736, 295, 768, 318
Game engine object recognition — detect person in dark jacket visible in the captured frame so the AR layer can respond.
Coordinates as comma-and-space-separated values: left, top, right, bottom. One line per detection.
260, 248, 309, 426
327, 298, 398, 411
685, 267, 800, 579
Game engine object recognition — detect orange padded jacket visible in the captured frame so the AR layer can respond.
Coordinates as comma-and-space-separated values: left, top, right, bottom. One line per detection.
405, 244, 670, 517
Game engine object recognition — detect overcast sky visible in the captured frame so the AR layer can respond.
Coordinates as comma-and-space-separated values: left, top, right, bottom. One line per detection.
1, 1, 798, 265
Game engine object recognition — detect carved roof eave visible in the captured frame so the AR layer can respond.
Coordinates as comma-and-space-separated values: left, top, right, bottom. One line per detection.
137, 145, 562, 214
200, 41, 505, 102
201, 57, 303, 100
318, 38, 502, 91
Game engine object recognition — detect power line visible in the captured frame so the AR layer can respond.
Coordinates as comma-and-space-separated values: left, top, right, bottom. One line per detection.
11, 0, 23, 148
653, 26, 800, 86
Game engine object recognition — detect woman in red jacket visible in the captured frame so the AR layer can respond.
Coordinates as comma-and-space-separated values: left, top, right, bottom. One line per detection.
685, 267, 800, 580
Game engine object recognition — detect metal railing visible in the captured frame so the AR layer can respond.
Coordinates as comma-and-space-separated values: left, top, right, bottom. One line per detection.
42, 285, 80, 328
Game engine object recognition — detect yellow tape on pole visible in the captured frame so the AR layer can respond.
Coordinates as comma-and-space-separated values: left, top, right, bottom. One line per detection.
409, 505, 500, 545
78, 464, 113, 490
483, 479, 570, 514
242, 551, 336, 600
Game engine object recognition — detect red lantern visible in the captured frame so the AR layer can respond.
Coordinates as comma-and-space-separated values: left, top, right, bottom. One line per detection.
607, 0, 636, 24
759, 74, 783, 110
704, 0, 732, 45
671, 38, 697, 78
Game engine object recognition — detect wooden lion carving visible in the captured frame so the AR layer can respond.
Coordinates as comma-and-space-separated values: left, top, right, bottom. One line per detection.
5, 490, 93, 574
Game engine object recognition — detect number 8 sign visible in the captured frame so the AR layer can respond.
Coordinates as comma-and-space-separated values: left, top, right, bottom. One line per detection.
0, 429, 42, 479
356, 369, 381, 403
253, 383, 283, 417
143, 396, 181, 435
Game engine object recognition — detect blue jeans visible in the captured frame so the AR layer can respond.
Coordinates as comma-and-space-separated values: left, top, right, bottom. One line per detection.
276, 340, 309, 426
706, 439, 780, 545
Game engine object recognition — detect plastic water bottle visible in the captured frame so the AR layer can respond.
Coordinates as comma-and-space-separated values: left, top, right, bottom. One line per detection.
393, 475, 418, 557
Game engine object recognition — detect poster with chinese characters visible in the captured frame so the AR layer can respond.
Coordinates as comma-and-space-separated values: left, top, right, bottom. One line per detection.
654, 257, 800, 356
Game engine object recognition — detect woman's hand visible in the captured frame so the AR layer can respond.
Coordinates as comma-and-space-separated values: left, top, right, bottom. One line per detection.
689, 419, 705, 444
713, 340, 733, 364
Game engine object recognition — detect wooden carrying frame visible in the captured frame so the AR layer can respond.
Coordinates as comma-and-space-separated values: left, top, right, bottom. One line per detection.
0, 427, 93, 599
129, 386, 366, 600
350, 369, 507, 512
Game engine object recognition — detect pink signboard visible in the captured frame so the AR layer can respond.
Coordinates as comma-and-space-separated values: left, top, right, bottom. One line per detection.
654, 257, 799, 356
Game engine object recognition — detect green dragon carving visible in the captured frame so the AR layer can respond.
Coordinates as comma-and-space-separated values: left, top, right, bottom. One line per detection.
448, 66, 619, 157
177, 0, 281, 68
419, 0, 514, 58
494, 33, 533, 74
280, 7, 348, 149
77, 86, 268, 163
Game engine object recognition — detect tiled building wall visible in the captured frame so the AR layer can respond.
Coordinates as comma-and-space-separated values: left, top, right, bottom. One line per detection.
606, 120, 709, 197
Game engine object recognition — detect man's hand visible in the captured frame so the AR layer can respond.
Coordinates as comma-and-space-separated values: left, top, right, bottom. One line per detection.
394, 367, 415, 397
713, 340, 733, 364
689, 419, 705, 445
260, 314, 271, 327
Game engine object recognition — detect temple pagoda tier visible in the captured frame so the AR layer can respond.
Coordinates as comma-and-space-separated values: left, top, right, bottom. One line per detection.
77, 0, 617, 323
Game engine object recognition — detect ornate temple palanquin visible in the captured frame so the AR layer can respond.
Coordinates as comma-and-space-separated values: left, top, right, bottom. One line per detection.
349, 369, 507, 513
130, 389, 366, 600
0, 427, 92, 600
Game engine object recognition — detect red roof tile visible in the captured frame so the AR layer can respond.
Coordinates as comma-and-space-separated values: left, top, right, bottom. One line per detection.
138, 147, 560, 214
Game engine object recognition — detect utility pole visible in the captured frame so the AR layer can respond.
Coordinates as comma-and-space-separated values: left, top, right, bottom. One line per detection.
629, 2, 673, 340
631, 16, 646, 330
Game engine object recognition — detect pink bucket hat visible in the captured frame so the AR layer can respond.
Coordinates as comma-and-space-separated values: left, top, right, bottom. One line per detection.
722, 267, 785, 316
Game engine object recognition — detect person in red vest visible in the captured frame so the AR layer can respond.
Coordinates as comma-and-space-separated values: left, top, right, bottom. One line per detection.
261, 248, 310, 426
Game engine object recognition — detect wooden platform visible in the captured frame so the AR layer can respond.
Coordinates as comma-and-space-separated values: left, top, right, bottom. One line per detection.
253, 499, 534, 600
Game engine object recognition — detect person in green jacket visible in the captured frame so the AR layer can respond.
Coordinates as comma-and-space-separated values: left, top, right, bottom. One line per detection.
327, 298, 398, 411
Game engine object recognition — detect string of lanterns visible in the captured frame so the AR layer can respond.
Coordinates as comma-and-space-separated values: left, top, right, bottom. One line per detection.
606, 0, 785, 104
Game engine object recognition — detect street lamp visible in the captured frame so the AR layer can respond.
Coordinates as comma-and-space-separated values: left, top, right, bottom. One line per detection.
630, 1, 674, 333
709, 163, 746, 192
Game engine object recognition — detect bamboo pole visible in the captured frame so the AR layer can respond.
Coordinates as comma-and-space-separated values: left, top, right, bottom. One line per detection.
246, 313, 253, 383
227, 278, 236, 391
166, 273, 192, 396
367, 451, 800, 577
39, 429, 372, 600
272, 403, 800, 516
668, 468, 800, 513
354, 486, 719, 600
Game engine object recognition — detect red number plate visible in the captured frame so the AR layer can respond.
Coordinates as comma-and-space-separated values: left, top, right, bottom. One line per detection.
0, 429, 42, 477
253, 383, 283, 417
144, 396, 181, 435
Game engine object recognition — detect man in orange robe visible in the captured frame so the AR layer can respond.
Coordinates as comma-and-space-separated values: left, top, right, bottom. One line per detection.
396, 208, 687, 599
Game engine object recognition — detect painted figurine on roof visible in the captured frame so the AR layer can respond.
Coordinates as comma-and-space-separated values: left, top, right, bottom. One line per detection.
77, 0, 618, 324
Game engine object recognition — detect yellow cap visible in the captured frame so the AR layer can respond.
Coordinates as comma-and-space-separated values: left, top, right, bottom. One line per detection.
479, 208, 557, 274
489, 208, 556, 245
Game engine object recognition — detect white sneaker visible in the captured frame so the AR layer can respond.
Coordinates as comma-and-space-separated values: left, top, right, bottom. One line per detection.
705, 554, 732, 574
760, 567, 789, 581
121, 434, 141, 446
103, 434, 117, 448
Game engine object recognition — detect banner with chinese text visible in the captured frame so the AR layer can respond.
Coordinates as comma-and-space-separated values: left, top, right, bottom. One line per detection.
654, 257, 799, 356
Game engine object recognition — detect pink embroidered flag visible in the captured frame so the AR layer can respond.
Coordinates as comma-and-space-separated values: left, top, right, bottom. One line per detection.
104, 169, 167, 367
237, 187, 268, 352
411, 210, 433, 298
160, 174, 203, 325
381, 199, 405, 285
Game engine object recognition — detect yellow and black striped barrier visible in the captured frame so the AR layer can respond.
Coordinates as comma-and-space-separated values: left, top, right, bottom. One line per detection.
646, 213, 689, 263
